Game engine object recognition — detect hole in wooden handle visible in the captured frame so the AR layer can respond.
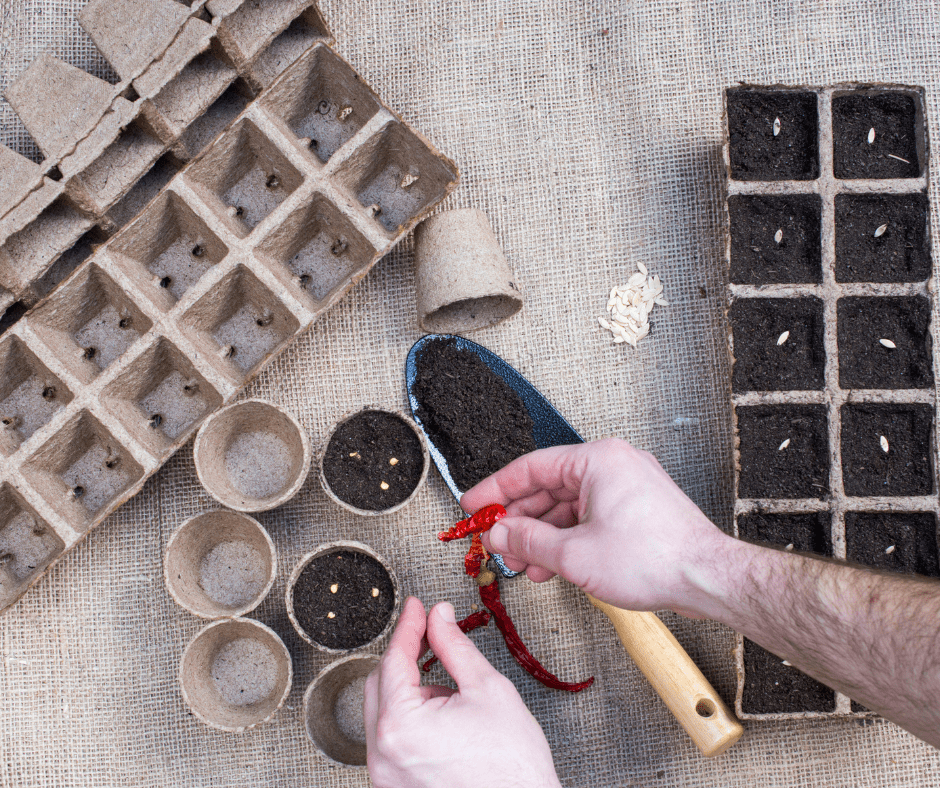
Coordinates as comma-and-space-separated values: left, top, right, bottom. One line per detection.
695, 698, 716, 718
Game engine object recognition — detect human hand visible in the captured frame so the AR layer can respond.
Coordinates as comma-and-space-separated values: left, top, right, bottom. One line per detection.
363, 596, 561, 788
462, 438, 729, 617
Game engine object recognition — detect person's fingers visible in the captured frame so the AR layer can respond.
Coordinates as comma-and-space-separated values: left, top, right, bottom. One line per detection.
499, 554, 528, 573
482, 515, 571, 577
377, 596, 427, 713
506, 489, 565, 521
461, 444, 586, 513
363, 668, 380, 753
540, 499, 578, 529
425, 602, 500, 695
525, 565, 556, 583
420, 684, 457, 701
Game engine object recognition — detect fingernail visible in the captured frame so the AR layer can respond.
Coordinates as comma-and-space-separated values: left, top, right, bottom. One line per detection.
437, 602, 456, 623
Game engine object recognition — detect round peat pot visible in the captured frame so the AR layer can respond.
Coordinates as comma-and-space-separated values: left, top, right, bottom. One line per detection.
164, 510, 277, 619
179, 617, 292, 732
194, 399, 311, 512
319, 408, 428, 516
286, 541, 400, 654
304, 654, 379, 767
414, 208, 523, 334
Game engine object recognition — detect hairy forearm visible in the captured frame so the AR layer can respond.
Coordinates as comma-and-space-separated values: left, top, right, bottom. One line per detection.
687, 532, 940, 747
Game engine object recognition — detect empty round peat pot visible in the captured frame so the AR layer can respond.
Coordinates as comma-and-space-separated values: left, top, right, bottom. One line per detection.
194, 399, 311, 512
164, 510, 277, 619
304, 654, 379, 767
179, 617, 292, 732
414, 208, 523, 334
319, 408, 429, 516
286, 542, 400, 654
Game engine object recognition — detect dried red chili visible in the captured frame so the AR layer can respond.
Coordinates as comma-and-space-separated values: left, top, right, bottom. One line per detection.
438, 503, 506, 542
431, 504, 595, 693
421, 610, 492, 672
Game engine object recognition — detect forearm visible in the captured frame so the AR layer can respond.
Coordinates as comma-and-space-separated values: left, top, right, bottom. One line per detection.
686, 531, 940, 746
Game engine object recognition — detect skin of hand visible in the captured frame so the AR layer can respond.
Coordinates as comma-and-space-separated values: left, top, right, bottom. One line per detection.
463, 438, 940, 748
363, 596, 562, 788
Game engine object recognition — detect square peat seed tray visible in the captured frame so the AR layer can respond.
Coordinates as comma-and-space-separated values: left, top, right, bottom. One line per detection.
0, 27, 459, 612
723, 84, 937, 721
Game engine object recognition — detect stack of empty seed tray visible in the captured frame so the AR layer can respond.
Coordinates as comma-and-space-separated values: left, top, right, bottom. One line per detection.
724, 84, 937, 719
0, 2, 459, 612
0, 0, 334, 322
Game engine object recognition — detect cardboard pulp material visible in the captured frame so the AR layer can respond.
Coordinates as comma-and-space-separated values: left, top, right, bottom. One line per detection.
414, 208, 523, 333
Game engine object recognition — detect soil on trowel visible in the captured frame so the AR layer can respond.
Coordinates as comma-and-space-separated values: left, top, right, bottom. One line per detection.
726, 88, 819, 181
412, 338, 537, 491
742, 638, 836, 714
323, 410, 424, 511
292, 549, 395, 650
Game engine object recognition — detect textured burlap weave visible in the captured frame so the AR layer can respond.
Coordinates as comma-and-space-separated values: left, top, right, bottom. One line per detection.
2, 1, 940, 785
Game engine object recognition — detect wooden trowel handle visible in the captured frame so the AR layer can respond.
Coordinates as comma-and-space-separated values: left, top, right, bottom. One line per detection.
587, 595, 743, 757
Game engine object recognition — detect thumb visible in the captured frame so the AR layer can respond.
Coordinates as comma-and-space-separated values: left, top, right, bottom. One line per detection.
426, 602, 499, 695
483, 515, 570, 577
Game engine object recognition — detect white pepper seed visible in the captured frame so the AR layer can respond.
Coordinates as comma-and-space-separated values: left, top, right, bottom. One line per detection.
879, 339, 896, 349
885, 545, 896, 555
774, 228, 783, 244
772, 117, 781, 136
880, 435, 890, 453
867, 127, 876, 144
777, 330, 790, 346
778, 438, 791, 451
874, 223, 888, 238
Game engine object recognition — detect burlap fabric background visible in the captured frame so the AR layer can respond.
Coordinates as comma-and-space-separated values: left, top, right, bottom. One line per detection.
2, 1, 940, 785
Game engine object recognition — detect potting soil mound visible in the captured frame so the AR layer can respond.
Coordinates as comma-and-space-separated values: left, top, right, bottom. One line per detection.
412, 337, 537, 491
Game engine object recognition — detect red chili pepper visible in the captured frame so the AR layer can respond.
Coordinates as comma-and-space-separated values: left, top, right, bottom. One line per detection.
438, 504, 507, 542
464, 533, 489, 577
478, 579, 594, 693
421, 610, 492, 672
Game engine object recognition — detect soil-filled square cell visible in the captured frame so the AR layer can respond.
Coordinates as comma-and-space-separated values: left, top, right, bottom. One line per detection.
736, 405, 829, 499
730, 298, 825, 392
832, 91, 921, 179
845, 511, 939, 578
837, 297, 933, 390
840, 404, 934, 497
728, 195, 822, 284
834, 193, 930, 283
737, 511, 832, 557
741, 638, 836, 713
29, 264, 153, 385
102, 337, 223, 459
23, 410, 145, 532
726, 88, 819, 181
186, 119, 303, 237
0, 484, 64, 609
0, 335, 73, 456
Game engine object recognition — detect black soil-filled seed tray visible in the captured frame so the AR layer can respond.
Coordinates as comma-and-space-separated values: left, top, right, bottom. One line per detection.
722, 84, 938, 720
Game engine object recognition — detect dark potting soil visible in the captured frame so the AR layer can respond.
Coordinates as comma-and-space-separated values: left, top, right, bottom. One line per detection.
728, 194, 822, 284
737, 511, 832, 557
742, 638, 836, 714
736, 405, 829, 499
726, 88, 819, 181
834, 193, 930, 283
832, 92, 921, 180
840, 404, 934, 497
323, 410, 424, 511
411, 338, 537, 491
844, 511, 940, 578
837, 296, 933, 390
730, 297, 825, 392
291, 549, 395, 650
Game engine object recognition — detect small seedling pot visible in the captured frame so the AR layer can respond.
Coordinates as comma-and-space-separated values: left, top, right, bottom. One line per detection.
414, 208, 523, 333
319, 407, 428, 517
194, 399, 311, 512
286, 541, 400, 654
304, 654, 379, 767
179, 617, 292, 732
164, 509, 277, 619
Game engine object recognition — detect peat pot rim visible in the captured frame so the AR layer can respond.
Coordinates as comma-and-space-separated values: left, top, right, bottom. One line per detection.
164, 509, 277, 619
286, 540, 401, 654
318, 406, 429, 517
303, 653, 380, 767
179, 617, 293, 733
193, 398, 312, 512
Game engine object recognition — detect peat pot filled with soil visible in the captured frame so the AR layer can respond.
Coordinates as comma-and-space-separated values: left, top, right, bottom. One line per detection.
320, 408, 428, 515
286, 541, 400, 654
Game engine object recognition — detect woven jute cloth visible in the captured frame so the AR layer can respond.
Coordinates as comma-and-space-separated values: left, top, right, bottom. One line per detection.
3, 1, 940, 785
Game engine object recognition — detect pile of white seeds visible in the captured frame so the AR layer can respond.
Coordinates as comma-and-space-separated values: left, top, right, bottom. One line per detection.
598, 262, 669, 347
